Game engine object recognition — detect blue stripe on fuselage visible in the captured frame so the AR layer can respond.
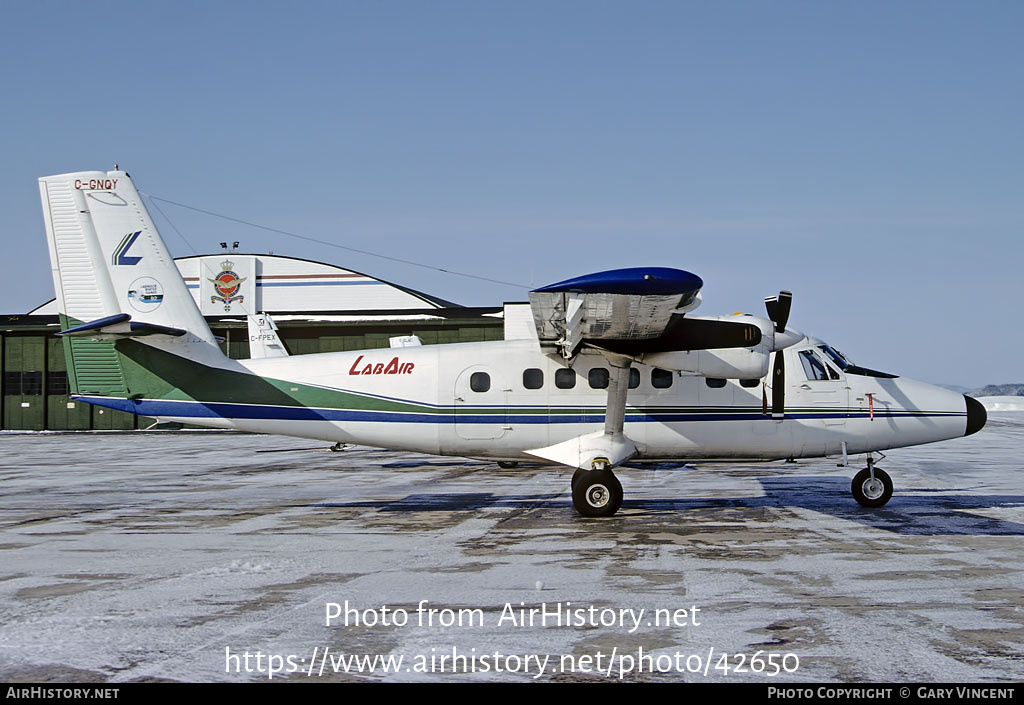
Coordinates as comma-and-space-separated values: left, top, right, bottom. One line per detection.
74, 396, 965, 424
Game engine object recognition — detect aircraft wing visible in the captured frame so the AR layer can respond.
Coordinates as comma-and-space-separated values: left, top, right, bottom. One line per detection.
528, 267, 705, 358
524, 267, 774, 471
525, 268, 706, 470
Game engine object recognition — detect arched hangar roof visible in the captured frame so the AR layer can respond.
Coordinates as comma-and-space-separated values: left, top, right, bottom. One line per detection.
30, 252, 459, 315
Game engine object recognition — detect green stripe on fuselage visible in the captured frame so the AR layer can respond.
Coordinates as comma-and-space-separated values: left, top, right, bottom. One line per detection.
114, 340, 442, 413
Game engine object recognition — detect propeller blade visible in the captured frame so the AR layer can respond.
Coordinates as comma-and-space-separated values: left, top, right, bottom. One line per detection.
764, 290, 793, 334
771, 350, 785, 418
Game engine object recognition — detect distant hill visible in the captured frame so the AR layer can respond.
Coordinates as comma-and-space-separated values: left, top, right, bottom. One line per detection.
973, 384, 1024, 397
938, 384, 974, 395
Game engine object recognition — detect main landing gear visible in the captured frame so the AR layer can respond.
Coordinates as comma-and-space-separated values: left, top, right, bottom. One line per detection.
571, 459, 623, 518
851, 453, 893, 508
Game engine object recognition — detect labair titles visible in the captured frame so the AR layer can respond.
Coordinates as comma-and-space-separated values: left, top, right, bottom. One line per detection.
349, 355, 414, 376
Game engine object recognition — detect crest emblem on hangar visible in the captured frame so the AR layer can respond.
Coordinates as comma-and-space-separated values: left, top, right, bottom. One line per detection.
208, 259, 247, 312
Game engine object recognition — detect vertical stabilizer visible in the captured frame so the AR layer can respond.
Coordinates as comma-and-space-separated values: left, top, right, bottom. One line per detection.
39, 170, 226, 368
247, 313, 289, 358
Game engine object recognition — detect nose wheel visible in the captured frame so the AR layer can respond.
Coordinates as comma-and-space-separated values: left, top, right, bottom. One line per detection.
571, 460, 623, 517
851, 463, 893, 508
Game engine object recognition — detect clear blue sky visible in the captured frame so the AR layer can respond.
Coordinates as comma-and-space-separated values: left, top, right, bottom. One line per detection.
1, 1, 1021, 388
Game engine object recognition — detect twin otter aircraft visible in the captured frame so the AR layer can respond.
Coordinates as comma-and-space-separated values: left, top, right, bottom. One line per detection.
40, 169, 986, 517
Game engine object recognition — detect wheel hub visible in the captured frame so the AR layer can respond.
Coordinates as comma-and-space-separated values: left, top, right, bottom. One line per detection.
586, 484, 610, 508
862, 478, 885, 500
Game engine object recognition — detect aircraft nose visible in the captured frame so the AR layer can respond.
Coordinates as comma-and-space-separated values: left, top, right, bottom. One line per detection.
964, 395, 987, 436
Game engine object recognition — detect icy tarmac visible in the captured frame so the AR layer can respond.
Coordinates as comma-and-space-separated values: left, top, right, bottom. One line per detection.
1, 416, 1022, 683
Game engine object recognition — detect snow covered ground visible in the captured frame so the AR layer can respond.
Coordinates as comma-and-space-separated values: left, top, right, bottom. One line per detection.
978, 396, 1024, 412
0, 417, 1022, 683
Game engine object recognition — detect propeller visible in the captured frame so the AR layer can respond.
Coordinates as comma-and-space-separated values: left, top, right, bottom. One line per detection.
764, 291, 793, 418
764, 290, 793, 334
770, 349, 785, 418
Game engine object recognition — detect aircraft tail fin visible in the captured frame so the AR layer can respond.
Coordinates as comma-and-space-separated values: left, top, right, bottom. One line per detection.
247, 313, 290, 358
39, 169, 215, 342
39, 169, 227, 397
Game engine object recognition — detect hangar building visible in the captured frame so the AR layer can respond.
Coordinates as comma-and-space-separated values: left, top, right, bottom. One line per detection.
1, 252, 504, 430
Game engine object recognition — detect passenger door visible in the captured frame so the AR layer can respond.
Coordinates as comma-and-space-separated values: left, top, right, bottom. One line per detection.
454, 365, 507, 440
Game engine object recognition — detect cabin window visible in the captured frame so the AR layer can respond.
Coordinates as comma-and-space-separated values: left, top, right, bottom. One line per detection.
740, 378, 760, 388
629, 368, 640, 389
555, 368, 576, 389
589, 368, 609, 389
652, 368, 673, 389
798, 350, 830, 381
523, 368, 543, 389
470, 372, 490, 393
705, 377, 727, 388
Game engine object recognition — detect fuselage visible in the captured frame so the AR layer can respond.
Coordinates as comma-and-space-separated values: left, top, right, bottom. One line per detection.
99, 334, 978, 465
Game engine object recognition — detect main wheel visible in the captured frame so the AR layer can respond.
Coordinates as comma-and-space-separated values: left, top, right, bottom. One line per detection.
572, 469, 623, 517
497, 461, 519, 469
571, 468, 586, 489
851, 467, 893, 508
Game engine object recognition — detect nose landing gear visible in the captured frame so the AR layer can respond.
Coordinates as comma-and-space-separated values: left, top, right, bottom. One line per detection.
851, 453, 893, 508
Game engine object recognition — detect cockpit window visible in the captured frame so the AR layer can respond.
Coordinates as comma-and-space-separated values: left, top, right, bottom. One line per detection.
799, 350, 831, 381
818, 344, 850, 371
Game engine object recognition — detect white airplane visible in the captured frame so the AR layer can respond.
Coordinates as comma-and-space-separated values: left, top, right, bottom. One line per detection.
39, 169, 986, 517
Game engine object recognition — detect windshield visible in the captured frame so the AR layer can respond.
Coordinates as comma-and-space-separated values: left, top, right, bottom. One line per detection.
818, 344, 851, 371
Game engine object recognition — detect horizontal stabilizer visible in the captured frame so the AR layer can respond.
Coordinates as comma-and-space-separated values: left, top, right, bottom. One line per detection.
58, 313, 186, 339
525, 430, 638, 470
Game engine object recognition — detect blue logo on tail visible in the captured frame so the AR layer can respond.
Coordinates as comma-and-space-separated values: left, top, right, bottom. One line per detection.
113, 231, 142, 266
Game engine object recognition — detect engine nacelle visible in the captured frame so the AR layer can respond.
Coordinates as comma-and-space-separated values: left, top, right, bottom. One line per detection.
638, 346, 771, 379
625, 314, 772, 379
586, 313, 799, 379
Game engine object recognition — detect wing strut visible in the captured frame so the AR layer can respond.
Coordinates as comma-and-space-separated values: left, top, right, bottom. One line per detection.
604, 357, 631, 437
525, 353, 638, 470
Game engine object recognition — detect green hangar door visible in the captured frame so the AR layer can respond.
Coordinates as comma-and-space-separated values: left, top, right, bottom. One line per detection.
46, 337, 91, 430
3, 337, 45, 430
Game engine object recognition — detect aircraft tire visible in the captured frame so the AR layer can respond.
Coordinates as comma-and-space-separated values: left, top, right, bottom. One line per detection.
851, 467, 893, 508
572, 469, 623, 518
497, 461, 519, 469
571, 468, 585, 489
